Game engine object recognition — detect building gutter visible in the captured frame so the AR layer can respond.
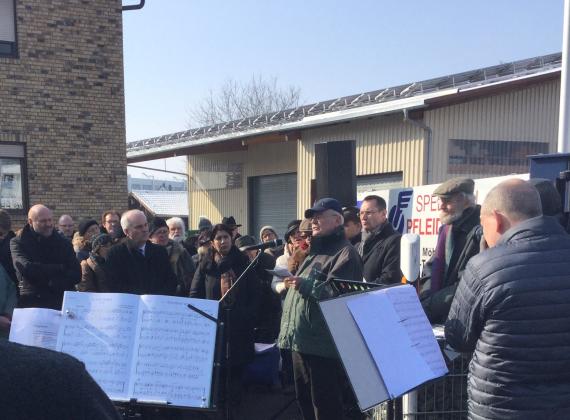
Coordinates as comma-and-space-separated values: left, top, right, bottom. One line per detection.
122, 0, 145, 11
403, 109, 432, 184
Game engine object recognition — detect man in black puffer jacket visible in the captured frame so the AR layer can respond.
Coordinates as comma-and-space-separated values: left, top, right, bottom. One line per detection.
445, 179, 570, 419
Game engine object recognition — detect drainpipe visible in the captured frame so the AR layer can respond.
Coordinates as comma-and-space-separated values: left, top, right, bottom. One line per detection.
403, 109, 432, 185
559, 0, 570, 152
122, 0, 145, 11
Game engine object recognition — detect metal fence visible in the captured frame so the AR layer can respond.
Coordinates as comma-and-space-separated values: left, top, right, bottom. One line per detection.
372, 341, 469, 420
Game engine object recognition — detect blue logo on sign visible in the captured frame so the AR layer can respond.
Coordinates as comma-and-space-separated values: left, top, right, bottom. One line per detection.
388, 190, 413, 233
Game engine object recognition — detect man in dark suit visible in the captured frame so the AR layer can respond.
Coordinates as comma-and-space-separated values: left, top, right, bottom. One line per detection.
106, 210, 177, 295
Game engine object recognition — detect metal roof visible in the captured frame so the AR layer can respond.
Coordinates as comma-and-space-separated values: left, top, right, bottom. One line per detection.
127, 52, 562, 159
129, 190, 189, 217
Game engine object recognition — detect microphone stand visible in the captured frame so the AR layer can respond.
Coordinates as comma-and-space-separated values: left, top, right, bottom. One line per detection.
218, 248, 263, 420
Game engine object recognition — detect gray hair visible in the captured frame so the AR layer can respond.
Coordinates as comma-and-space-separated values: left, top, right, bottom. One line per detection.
166, 217, 185, 231
120, 209, 145, 231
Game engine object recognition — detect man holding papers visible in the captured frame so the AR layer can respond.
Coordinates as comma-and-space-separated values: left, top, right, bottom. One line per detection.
445, 179, 570, 419
279, 197, 362, 420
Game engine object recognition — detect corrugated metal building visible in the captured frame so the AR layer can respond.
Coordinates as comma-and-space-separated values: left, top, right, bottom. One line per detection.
127, 53, 561, 237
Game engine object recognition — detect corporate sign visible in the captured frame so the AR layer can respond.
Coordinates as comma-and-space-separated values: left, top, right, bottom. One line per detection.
357, 174, 529, 265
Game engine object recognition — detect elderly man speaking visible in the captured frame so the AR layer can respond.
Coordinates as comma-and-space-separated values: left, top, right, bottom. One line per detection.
279, 198, 362, 420
445, 179, 570, 419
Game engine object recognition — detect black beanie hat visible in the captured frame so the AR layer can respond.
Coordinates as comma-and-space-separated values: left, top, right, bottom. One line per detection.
78, 219, 98, 236
149, 217, 168, 236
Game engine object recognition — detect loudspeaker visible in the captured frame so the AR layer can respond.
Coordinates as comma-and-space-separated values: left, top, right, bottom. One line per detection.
314, 140, 356, 207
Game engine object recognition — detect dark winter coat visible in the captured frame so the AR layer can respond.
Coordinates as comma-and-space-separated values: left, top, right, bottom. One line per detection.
279, 226, 363, 358
11, 224, 80, 310
445, 216, 570, 419
190, 245, 259, 366
359, 222, 401, 284
105, 239, 178, 296
421, 205, 482, 324
252, 251, 282, 343
0, 340, 121, 420
0, 230, 16, 286
77, 255, 113, 293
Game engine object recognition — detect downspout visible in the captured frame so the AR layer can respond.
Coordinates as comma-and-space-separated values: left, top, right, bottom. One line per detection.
403, 109, 432, 185
122, 0, 145, 11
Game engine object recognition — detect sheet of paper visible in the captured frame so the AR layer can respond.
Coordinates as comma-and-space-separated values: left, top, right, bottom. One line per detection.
347, 285, 447, 398
255, 342, 276, 353
385, 286, 448, 377
266, 267, 292, 278
9, 308, 61, 350
57, 292, 140, 400
130, 295, 219, 408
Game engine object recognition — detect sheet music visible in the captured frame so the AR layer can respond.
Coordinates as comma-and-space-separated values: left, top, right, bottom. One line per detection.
9, 308, 61, 350
57, 292, 139, 400
347, 285, 447, 398
385, 286, 448, 377
131, 295, 219, 408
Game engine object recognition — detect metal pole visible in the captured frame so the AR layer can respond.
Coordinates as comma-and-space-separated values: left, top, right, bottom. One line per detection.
558, 0, 570, 152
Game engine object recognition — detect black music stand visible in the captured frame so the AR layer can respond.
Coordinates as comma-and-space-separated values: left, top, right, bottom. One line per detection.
216, 249, 265, 420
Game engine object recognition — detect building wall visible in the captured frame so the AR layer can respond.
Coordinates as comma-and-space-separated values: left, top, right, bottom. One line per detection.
0, 0, 127, 226
187, 140, 297, 232
298, 114, 425, 216
425, 78, 560, 183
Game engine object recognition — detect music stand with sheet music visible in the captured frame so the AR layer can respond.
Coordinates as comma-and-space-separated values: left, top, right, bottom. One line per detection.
318, 284, 448, 413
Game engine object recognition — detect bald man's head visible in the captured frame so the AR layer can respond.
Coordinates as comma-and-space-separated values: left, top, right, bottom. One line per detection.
28, 204, 54, 238
58, 214, 74, 238
480, 179, 542, 247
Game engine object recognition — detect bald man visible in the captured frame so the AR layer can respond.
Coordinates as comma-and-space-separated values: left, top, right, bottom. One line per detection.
57, 214, 75, 241
11, 205, 80, 309
445, 179, 570, 419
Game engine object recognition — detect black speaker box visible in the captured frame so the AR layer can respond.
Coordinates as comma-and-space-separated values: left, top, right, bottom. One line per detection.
314, 140, 356, 207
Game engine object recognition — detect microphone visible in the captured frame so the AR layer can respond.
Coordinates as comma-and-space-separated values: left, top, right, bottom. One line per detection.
239, 239, 283, 252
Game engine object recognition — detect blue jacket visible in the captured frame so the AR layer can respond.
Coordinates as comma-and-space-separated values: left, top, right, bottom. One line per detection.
445, 216, 570, 419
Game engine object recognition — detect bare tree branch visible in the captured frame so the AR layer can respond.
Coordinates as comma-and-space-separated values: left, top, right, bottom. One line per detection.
188, 75, 301, 128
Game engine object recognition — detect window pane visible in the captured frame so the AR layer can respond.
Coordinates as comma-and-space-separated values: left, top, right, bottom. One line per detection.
0, 0, 15, 42
0, 158, 23, 210
448, 139, 549, 175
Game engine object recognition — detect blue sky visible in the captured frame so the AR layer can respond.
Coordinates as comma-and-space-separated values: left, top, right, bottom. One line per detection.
123, 0, 564, 173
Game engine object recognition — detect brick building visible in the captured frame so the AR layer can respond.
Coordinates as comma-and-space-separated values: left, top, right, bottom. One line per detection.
0, 0, 127, 226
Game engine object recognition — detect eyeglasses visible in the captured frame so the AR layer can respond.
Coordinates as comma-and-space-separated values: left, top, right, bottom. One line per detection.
300, 234, 311, 239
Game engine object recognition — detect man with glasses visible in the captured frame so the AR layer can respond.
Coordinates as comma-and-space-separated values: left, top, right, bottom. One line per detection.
101, 210, 124, 242
358, 195, 402, 285
420, 177, 482, 324
279, 198, 362, 420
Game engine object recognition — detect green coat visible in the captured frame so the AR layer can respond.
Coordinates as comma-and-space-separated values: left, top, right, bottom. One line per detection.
278, 226, 363, 358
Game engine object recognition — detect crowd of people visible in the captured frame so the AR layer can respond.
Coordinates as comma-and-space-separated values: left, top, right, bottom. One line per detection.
1, 175, 570, 419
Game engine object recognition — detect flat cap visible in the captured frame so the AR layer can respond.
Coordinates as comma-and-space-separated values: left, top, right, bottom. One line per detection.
433, 177, 474, 197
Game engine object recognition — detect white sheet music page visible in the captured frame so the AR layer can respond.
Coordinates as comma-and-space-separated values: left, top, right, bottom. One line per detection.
385, 285, 448, 377
56, 292, 139, 400
9, 308, 61, 350
130, 295, 219, 408
347, 285, 447, 398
